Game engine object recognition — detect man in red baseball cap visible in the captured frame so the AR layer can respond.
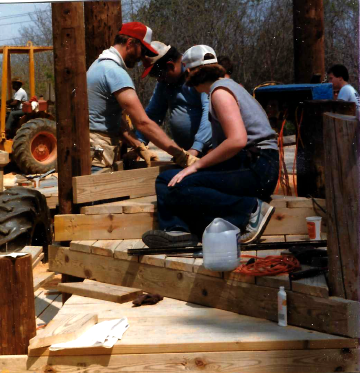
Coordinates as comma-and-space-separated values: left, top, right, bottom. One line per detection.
87, 21, 198, 171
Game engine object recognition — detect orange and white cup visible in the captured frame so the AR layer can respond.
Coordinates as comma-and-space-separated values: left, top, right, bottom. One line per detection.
306, 216, 322, 240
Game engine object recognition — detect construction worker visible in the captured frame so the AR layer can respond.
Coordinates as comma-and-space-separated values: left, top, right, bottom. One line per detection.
135, 42, 212, 157
142, 45, 279, 248
6, 77, 28, 136
327, 64, 360, 113
87, 22, 197, 171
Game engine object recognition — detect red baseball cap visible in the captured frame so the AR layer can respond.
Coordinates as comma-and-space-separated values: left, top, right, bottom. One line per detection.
119, 22, 158, 56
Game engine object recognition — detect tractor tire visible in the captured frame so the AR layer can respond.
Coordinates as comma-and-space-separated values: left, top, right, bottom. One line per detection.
0, 187, 52, 254
12, 118, 57, 175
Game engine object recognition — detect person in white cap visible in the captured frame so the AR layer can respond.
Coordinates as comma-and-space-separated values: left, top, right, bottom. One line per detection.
134, 42, 212, 157
87, 22, 198, 171
142, 45, 279, 248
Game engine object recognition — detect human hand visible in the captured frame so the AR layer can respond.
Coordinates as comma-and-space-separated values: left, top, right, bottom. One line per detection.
187, 148, 199, 157
135, 142, 159, 167
168, 163, 198, 186
173, 148, 199, 168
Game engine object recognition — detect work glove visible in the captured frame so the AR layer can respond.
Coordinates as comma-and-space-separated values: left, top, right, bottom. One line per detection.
134, 142, 159, 167
173, 148, 199, 168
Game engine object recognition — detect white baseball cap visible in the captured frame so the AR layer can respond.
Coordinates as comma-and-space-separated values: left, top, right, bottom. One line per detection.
142, 41, 171, 78
182, 45, 217, 69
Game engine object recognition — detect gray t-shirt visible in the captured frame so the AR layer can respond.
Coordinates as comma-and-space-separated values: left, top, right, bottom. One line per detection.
338, 84, 360, 111
87, 48, 135, 135
209, 79, 278, 150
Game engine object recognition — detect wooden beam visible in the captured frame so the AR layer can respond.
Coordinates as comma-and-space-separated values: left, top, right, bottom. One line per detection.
323, 113, 359, 301
20, 246, 43, 264
293, 0, 325, 83
57, 280, 142, 304
29, 313, 98, 349
0, 254, 36, 354
49, 246, 360, 338
84, 1, 122, 70
52, 2, 91, 214
72, 165, 177, 204
54, 212, 157, 241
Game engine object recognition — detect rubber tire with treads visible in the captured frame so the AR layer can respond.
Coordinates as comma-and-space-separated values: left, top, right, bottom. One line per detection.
0, 187, 52, 253
12, 118, 57, 175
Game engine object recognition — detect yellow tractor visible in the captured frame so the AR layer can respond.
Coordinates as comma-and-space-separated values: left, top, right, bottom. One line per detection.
0, 41, 57, 174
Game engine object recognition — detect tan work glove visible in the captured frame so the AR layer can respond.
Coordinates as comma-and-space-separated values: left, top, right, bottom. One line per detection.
173, 148, 199, 168
134, 142, 159, 167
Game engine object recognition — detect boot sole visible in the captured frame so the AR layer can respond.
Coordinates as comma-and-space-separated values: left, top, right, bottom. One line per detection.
142, 230, 199, 248
242, 206, 275, 244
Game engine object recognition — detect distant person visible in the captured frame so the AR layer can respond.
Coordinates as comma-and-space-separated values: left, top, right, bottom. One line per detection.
6, 77, 28, 136
327, 64, 360, 112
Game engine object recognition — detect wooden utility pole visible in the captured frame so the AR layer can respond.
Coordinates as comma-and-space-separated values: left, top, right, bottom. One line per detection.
52, 2, 91, 214
84, 1, 122, 70
293, 0, 325, 83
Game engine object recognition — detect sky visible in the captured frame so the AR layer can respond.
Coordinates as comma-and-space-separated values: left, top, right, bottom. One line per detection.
0, 2, 50, 45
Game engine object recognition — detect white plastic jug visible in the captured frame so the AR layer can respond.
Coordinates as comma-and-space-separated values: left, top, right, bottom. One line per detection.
202, 218, 240, 272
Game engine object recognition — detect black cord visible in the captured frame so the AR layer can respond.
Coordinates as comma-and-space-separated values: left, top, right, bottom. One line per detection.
306, 194, 327, 214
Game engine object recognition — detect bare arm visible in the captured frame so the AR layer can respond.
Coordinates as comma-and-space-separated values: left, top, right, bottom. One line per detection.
168, 88, 247, 185
114, 88, 181, 156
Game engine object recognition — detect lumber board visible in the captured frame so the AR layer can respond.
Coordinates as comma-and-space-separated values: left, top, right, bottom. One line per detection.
29, 295, 358, 356
29, 313, 98, 349
21, 246, 43, 263
57, 280, 142, 304
54, 212, 157, 241
72, 165, 177, 204
91, 240, 121, 257
263, 207, 327, 235
139, 253, 166, 267
49, 246, 360, 337
114, 239, 143, 261
3, 348, 359, 373
193, 258, 223, 278
36, 294, 62, 328
35, 291, 60, 318
291, 265, 329, 298
80, 199, 156, 215
32, 253, 44, 268
70, 240, 97, 253
34, 271, 55, 292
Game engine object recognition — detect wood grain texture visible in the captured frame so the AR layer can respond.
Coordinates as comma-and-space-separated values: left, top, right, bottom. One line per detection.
55, 213, 157, 241
49, 246, 360, 337
0, 254, 36, 354
72, 165, 176, 204
58, 280, 142, 304
4, 348, 359, 372
29, 313, 98, 349
323, 113, 359, 301
20, 246, 43, 263
291, 265, 329, 298
34, 271, 55, 292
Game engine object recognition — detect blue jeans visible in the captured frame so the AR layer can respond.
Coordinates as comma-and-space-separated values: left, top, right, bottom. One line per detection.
156, 148, 279, 238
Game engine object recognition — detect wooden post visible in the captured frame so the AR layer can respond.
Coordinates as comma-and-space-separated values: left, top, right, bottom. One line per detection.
323, 113, 359, 301
28, 43, 35, 98
293, 0, 325, 83
52, 2, 91, 215
297, 100, 356, 198
0, 254, 36, 354
84, 1, 122, 70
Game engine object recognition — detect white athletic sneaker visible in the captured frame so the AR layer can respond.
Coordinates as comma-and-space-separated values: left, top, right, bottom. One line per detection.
240, 200, 275, 244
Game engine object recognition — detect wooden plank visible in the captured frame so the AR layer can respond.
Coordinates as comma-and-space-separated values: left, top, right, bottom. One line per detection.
139, 254, 166, 267
55, 213, 157, 241
34, 272, 55, 292
49, 246, 360, 337
224, 250, 256, 283
291, 265, 329, 298
287, 198, 326, 209
323, 113, 359, 301
29, 313, 98, 349
35, 291, 60, 318
165, 256, 195, 272
70, 240, 97, 253
3, 348, 359, 373
32, 253, 44, 269
91, 240, 122, 257
73, 165, 177, 204
264, 207, 327, 235
259, 235, 286, 243
36, 294, 62, 328
21, 246, 43, 263
114, 239, 142, 261
285, 235, 311, 242
193, 258, 223, 278
80, 199, 156, 215
58, 280, 142, 304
